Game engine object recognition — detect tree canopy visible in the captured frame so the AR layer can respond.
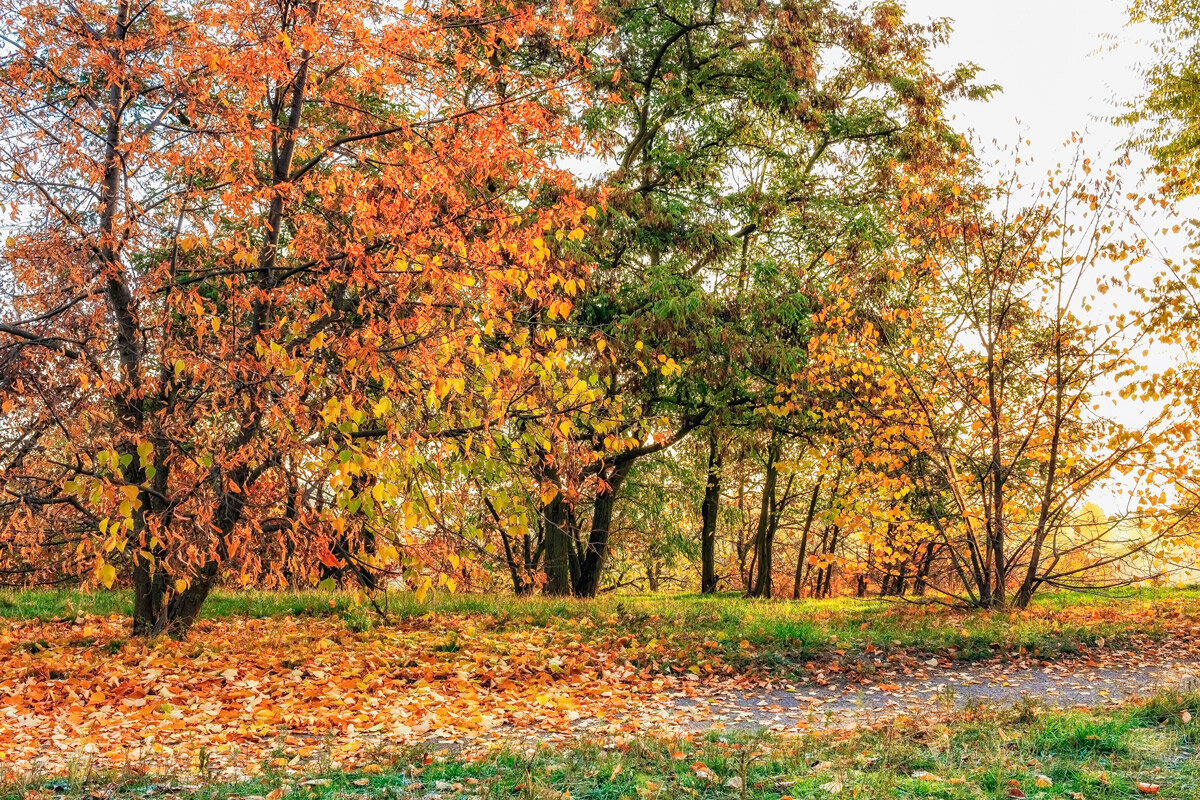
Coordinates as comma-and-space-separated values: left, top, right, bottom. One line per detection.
0, 0, 1196, 634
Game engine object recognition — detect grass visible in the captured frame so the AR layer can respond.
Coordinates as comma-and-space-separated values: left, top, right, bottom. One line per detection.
8, 691, 1198, 800
4, 585, 1198, 670
0, 587, 372, 623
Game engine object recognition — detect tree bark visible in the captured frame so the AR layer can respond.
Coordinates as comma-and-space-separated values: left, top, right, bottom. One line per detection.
986, 340, 1007, 608
574, 460, 634, 598
133, 11, 314, 635
96, 0, 160, 637
913, 541, 937, 596
820, 524, 839, 597
747, 436, 780, 598
542, 490, 573, 596
1015, 323, 1066, 609
700, 431, 722, 594
792, 473, 823, 600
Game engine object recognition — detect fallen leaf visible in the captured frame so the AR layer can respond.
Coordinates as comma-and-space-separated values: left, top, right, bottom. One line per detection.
819, 778, 843, 794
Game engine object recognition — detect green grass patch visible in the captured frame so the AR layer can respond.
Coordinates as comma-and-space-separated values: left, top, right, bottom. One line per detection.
5, 585, 1198, 672
0, 587, 372, 625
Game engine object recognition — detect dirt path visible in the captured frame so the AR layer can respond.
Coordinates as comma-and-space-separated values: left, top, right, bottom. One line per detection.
660, 648, 1200, 733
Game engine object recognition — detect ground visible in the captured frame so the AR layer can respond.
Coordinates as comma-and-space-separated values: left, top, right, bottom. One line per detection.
2, 588, 1199, 798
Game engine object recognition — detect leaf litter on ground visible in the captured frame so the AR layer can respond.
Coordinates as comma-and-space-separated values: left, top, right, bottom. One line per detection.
3, 595, 1200, 781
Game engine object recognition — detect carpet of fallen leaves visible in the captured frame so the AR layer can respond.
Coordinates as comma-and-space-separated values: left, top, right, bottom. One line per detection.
4, 597, 1200, 783
0, 612, 749, 781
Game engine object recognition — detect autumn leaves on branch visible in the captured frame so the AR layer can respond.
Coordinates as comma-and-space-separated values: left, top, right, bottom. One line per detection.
0, 0, 1197, 634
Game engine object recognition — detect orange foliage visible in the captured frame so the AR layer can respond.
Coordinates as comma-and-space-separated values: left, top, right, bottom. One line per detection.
0, 0, 601, 633
0, 612, 728, 779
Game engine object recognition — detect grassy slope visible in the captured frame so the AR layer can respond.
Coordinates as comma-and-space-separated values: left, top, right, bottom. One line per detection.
10, 692, 1198, 800
5, 585, 1198, 665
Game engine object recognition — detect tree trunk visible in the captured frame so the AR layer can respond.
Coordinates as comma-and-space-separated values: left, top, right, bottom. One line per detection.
734, 482, 752, 586
574, 460, 634, 598
133, 18, 312, 635
1015, 327, 1067, 609
542, 490, 573, 596
484, 495, 529, 595
700, 431, 722, 594
747, 437, 780, 598
792, 474, 823, 600
162, 563, 218, 636
821, 524, 839, 597
986, 340, 1007, 608
913, 541, 936, 597
99, 0, 157, 637
131, 559, 165, 637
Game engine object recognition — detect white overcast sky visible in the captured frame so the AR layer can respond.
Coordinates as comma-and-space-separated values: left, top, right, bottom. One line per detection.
902, 0, 1146, 166
901, 1, 1183, 514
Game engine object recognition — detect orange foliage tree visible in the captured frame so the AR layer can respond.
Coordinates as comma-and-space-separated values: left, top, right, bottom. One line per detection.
792, 154, 1172, 608
0, 0, 599, 634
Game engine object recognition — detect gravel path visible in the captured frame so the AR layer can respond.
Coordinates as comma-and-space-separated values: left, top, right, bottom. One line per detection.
664, 650, 1200, 732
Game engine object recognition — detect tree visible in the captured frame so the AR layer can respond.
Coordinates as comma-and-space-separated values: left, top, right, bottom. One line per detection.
0, 0, 595, 634
512, 0, 990, 597
1123, 0, 1200, 198
846, 156, 1167, 607
699, 428, 722, 594
1121, 0, 1200, 561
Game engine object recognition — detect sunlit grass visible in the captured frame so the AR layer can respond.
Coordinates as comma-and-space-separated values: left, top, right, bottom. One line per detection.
0, 587, 372, 624
4, 584, 1197, 665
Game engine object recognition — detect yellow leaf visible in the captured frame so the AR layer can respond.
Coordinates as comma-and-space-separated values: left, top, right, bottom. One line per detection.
99, 563, 116, 589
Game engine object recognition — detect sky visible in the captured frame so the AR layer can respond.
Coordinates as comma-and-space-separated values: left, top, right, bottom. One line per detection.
902, 0, 1148, 169
901, 1, 1180, 514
